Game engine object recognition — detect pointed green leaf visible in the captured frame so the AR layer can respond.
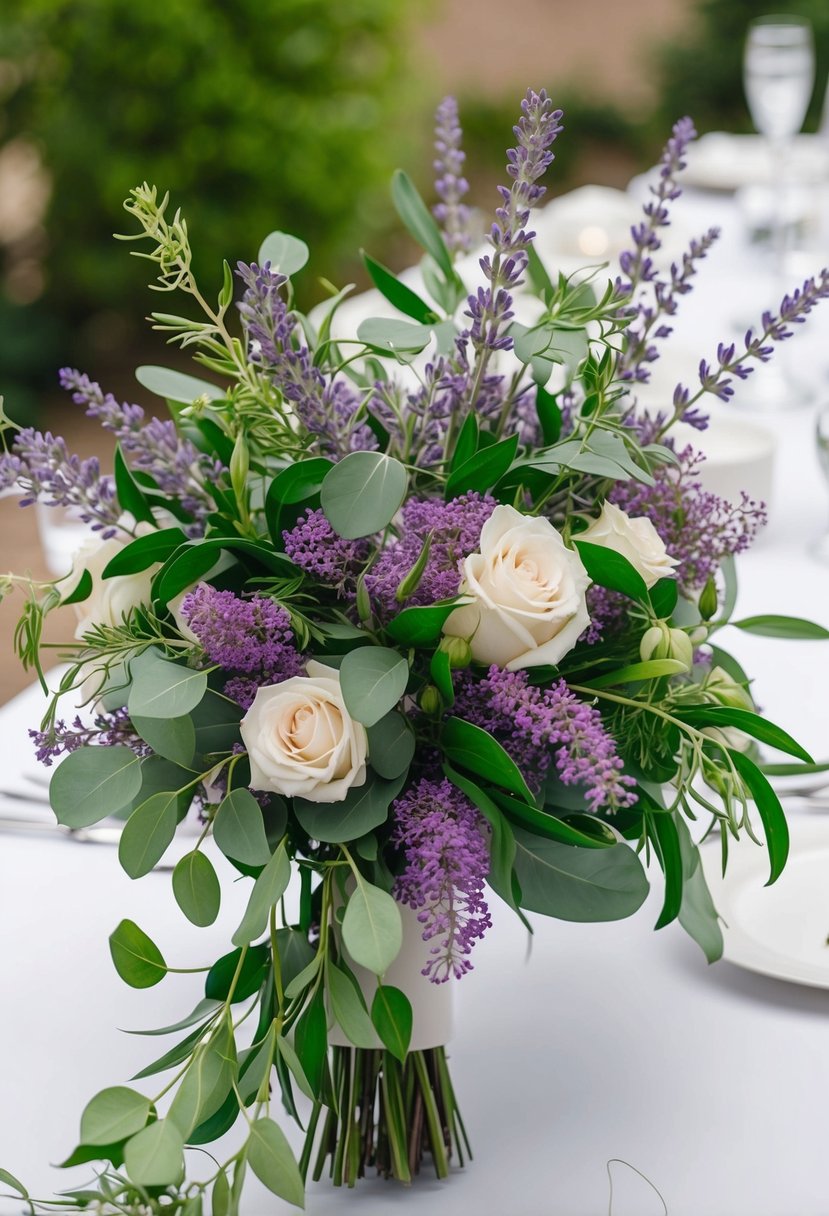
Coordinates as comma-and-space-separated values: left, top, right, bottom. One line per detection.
247, 1117, 305, 1208
729, 749, 790, 884
173, 851, 221, 927
109, 919, 167, 988
327, 963, 375, 1049
370, 986, 412, 1062
441, 717, 536, 804
80, 1087, 152, 1146
232, 842, 291, 947
731, 614, 829, 640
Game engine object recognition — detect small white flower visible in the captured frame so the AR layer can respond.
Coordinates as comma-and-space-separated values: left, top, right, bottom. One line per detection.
579, 501, 679, 589
61, 521, 158, 640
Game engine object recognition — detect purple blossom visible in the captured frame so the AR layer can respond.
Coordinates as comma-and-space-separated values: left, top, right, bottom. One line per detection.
59, 369, 222, 523
368, 493, 496, 612
391, 778, 491, 983
236, 262, 374, 457
30, 707, 149, 767
0, 427, 121, 534
282, 508, 369, 593
453, 667, 637, 812
432, 96, 473, 254
181, 586, 304, 696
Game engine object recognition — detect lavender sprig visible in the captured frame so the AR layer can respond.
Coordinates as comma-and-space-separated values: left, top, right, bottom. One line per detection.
0, 428, 121, 535
432, 96, 473, 256
30, 707, 149, 767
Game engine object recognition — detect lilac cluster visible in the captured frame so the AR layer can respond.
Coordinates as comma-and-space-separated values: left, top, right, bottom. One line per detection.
181, 585, 304, 709
453, 667, 637, 812
367, 492, 496, 612
59, 369, 222, 524
0, 428, 120, 535
282, 508, 368, 594
432, 96, 473, 255
391, 778, 491, 983
30, 706, 149, 767
465, 90, 563, 366
236, 262, 373, 457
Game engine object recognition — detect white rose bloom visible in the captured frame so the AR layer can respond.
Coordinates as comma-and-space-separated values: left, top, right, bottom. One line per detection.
441, 504, 591, 671
62, 521, 158, 640
579, 501, 679, 589
240, 661, 368, 803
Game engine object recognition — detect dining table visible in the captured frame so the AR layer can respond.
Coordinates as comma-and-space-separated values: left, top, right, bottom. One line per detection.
3, 154, 829, 1216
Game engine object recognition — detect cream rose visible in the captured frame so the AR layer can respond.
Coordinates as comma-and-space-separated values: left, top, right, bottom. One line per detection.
579, 501, 678, 589
62, 522, 158, 640
441, 504, 591, 670
240, 661, 368, 803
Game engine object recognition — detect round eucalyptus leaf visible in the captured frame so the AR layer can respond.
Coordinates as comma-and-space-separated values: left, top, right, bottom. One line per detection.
127, 650, 208, 720
118, 791, 179, 879
320, 451, 408, 540
342, 882, 402, 976
366, 711, 416, 779
109, 919, 167, 989
293, 772, 405, 844
357, 316, 433, 354
80, 1087, 152, 1146
339, 646, 409, 727
173, 851, 221, 927
50, 745, 142, 828
213, 789, 271, 866
135, 365, 224, 405
124, 1119, 184, 1187
257, 231, 309, 277
512, 827, 649, 921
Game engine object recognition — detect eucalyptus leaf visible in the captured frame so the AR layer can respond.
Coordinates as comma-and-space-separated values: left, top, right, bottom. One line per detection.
357, 316, 433, 355
247, 1117, 305, 1208
132, 713, 196, 768
50, 745, 142, 828
258, 231, 309, 277
342, 881, 402, 975
173, 851, 221, 927
128, 650, 208, 720
276, 1035, 314, 1101
124, 1119, 184, 1187
326, 962, 376, 1049
109, 919, 167, 988
124, 998, 221, 1037
675, 816, 723, 963
370, 986, 412, 1063
118, 791, 180, 879
80, 1087, 152, 1146
167, 1025, 237, 1138
294, 773, 406, 844
136, 366, 224, 405
205, 944, 269, 1004
366, 711, 415, 780
339, 646, 409, 727
232, 842, 291, 947
213, 789, 271, 866
512, 827, 649, 921
321, 451, 408, 540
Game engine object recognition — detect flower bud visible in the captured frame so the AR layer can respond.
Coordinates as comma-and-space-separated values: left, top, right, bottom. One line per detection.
707, 666, 754, 711
439, 634, 472, 669
698, 576, 718, 622
667, 628, 694, 671
640, 622, 670, 662
355, 573, 372, 624
230, 431, 250, 503
419, 684, 442, 715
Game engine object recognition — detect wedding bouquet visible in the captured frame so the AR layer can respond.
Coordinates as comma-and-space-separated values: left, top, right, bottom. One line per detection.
2, 89, 828, 1213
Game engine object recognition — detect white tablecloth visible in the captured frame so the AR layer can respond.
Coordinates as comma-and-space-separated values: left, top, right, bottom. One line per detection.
3, 186, 829, 1216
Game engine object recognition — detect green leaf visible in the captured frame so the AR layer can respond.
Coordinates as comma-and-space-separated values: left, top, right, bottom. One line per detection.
118, 791, 180, 879
677, 705, 812, 763
128, 649, 208, 719
731, 614, 829, 640
327, 962, 376, 1048
586, 659, 688, 689
132, 1024, 207, 1080
0, 1169, 28, 1197
443, 766, 518, 910
124, 997, 221, 1037
675, 816, 723, 963
650, 577, 678, 618
114, 445, 155, 524
385, 598, 468, 646
102, 527, 187, 577
512, 828, 649, 921
357, 316, 433, 356
294, 773, 406, 844
153, 538, 295, 604
390, 169, 454, 280
130, 755, 193, 819
132, 713, 196, 768
729, 749, 790, 884
264, 458, 332, 540
213, 789, 272, 866
80, 1087, 152, 1146
232, 841, 291, 947
258, 231, 309, 277
490, 787, 614, 849
293, 987, 327, 1095
124, 1119, 184, 1187
275, 929, 315, 991
136, 366, 224, 405
167, 1024, 237, 1138
339, 646, 409, 727
109, 919, 167, 988
646, 809, 683, 930
50, 745, 142, 828
276, 1035, 314, 1101
441, 717, 536, 804
342, 881, 402, 975
191, 691, 244, 760
366, 711, 415, 780
445, 433, 519, 499
573, 539, 648, 603
283, 953, 322, 1001
205, 944, 269, 1003
60, 566, 92, 606
534, 384, 562, 446
321, 451, 408, 540
173, 851, 221, 927
371, 986, 412, 1063
430, 647, 454, 706
212, 1171, 230, 1216
247, 1117, 305, 1208
362, 252, 437, 323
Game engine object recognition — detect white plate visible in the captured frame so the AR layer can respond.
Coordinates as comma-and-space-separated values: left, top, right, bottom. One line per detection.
701, 818, 829, 989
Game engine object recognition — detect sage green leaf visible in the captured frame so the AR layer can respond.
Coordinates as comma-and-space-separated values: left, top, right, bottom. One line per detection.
128, 650, 208, 719
167, 1024, 237, 1138
136, 365, 223, 405
276, 1035, 314, 1101
132, 1024, 209, 1081
274, 929, 315, 991
729, 749, 790, 884
362, 251, 437, 323
731, 613, 829, 640
327, 962, 376, 1049
586, 659, 688, 689
213, 789, 271, 866
512, 827, 649, 921
342, 881, 402, 975
80, 1087, 151, 1146
391, 169, 454, 280
677, 705, 812, 763
109, 919, 167, 988
124, 1119, 184, 1187
357, 316, 433, 355
124, 997, 221, 1037
232, 841, 291, 947
339, 646, 409, 727
258, 231, 309, 277
0, 1169, 27, 1197
247, 1117, 305, 1208
320, 451, 408, 540
173, 851, 221, 927
132, 713, 196, 768
212, 1170, 230, 1216
294, 773, 405, 844
283, 953, 322, 1001
191, 691, 244, 760
441, 717, 536, 804
366, 711, 415, 780
371, 986, 412, 1062
118, 791, 179, 879
675, 815, 723, 963
50, 745, 142, 828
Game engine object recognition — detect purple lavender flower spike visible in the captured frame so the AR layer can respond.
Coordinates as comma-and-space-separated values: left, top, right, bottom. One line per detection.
30, 707, 149, 767
391, 778, 491, 983
1, 427, 121, 535
454, 668, 637, 812
282, 508, 369, 593
432, 96, 473, 255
